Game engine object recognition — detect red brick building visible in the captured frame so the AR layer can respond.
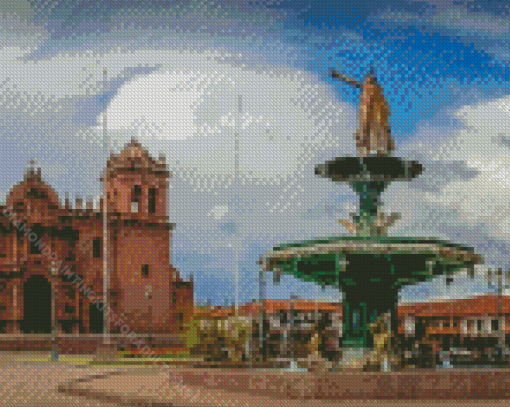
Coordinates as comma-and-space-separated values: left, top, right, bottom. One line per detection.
0, 139, 193, 351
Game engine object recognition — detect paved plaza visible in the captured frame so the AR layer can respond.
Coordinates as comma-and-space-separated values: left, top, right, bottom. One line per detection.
0, 352, 509, 407
0, 360, 124, 406
58, 366, 510, 407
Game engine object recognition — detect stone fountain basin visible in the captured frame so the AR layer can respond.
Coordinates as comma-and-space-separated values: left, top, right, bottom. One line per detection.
176, 366, 510, 400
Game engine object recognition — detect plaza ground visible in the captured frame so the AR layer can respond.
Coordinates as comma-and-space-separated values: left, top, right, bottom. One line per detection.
58, 366, 510, 406
2, 351, 510, 407
0, 360, 123, 406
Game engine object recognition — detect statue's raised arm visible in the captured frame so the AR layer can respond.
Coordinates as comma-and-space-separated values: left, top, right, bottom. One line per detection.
331, 70, 362, 89
331, 68, 395, 157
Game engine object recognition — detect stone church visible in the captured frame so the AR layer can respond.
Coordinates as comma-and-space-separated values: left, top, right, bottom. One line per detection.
0, 139, 193, 350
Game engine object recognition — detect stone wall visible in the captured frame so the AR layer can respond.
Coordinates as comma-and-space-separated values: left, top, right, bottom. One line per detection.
178, 368, 510, 400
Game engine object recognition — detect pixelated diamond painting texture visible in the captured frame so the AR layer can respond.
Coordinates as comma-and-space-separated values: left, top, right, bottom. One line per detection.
0, 0, 509, 405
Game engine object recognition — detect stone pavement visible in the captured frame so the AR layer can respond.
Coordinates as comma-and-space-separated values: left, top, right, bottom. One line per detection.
3, 351, 510, 407
58, 366, 510, 407
0, 361, 130, 406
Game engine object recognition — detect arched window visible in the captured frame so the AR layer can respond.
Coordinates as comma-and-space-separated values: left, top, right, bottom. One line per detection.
148, 188, 156, 213
93, 237, 101, 258
29, 224, 43, 255
131, 185, 142, 212
142, 264, 149, 277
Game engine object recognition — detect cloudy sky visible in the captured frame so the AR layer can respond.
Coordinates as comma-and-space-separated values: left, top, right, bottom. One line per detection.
0, 0, 509, 305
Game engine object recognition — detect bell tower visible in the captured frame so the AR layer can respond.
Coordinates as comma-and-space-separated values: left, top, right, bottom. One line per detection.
101, 138, 176, 333
101, 138, 169, 218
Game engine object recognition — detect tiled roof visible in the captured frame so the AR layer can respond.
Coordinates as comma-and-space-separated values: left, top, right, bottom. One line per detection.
195, 295, 510, 321
399, 295, 510, 317
194, 300, 343, 319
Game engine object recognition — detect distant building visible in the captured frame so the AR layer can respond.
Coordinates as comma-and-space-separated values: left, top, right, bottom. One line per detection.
0, 139, 193, 352
193, 296, 510, 366
194, 300, 343, 360
398, 295, 510, 366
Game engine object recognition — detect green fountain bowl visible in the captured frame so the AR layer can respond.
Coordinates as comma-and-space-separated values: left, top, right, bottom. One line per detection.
264, 236, 483, 350
315, 156, 422, 183
264, 236, 482, 290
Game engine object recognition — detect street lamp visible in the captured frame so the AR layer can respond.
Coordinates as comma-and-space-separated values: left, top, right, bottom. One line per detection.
227, 243, 239, 318
233, 95, 241, 316
102, 67, 110, 348
487, 268, 510, 363
258, 259, 266, 363
290, 294, 298, 371
50, 261, 59, 361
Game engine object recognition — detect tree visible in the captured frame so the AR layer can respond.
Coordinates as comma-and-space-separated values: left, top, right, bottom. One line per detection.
180, 312, 251, 362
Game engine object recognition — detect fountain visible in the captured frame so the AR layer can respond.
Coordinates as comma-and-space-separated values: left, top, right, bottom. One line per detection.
261, 69, 483, 370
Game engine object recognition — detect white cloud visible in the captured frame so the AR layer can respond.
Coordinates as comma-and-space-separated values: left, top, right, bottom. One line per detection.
385, 95, 510, 244
40, 163, 69, 177
101, 72, 203, 141
0, 0, 33, 21
208, 205, 229, 220
94, 51, 355, 190
0, 44, 355, 197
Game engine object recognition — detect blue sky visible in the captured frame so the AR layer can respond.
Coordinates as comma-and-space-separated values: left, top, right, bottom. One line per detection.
0, 0, 509, 305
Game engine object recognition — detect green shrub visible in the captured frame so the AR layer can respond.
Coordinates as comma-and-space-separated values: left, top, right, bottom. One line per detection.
180, 315, 251, 362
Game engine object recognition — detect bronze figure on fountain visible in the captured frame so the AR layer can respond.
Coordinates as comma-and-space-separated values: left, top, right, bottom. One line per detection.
331, 68, 395, 158
317, 68, 414, 237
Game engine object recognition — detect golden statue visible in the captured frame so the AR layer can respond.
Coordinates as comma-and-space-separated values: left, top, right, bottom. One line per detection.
332, 69, 395, 157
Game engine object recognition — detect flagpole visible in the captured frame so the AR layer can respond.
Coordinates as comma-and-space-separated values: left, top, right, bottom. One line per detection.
102, 67, 110, 346
235, 95, 241, 318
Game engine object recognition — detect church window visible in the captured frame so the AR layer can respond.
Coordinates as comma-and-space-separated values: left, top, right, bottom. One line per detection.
149, 188, 156, 213
131, 185, 142, 213
492, 319, 499, 331
29, 224, 42, 255
93, 238, 101, 258
142, 264, 149, 277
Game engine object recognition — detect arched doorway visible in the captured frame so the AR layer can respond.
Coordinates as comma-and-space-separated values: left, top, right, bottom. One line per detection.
21, 275, 51, 334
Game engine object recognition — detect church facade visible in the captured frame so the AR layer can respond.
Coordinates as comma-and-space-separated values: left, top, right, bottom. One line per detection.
0, 139, 193, 346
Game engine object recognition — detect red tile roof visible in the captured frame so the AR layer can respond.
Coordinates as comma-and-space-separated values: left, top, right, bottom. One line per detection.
399, 295, 510, 318
194, 300, 343, 319
196, 295, 510, 321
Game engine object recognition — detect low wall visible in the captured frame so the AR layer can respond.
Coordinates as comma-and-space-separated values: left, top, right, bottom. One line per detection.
0, 337, 52, 352
0, 336, 105, 354
178, 368, 510, 400
0, 334, 185, 355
